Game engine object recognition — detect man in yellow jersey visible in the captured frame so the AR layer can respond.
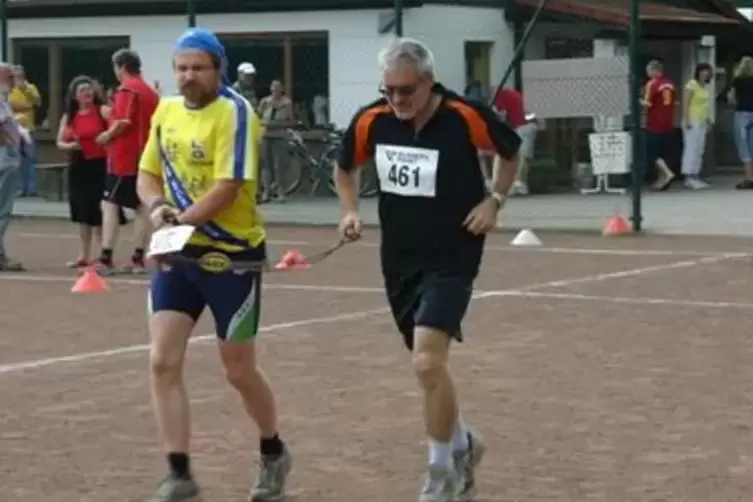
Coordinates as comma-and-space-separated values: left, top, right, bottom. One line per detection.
8, 65, 40, 196
136, 28, 291, 502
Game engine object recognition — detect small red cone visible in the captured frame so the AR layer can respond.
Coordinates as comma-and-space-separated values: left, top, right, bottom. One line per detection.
603, 215, 631, 236
71, 267, 110, 293
274, 249, 311, 271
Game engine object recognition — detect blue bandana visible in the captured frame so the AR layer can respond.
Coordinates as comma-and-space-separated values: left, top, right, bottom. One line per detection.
174, 27, 230, 86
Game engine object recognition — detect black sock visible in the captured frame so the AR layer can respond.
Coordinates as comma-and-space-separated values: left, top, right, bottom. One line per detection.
260, 434, 284, 457
132, 248, 145, 262
100, 248, 113, 264
167, 452, 191, 479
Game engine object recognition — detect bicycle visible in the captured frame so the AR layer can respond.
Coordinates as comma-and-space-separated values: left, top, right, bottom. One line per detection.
283, 126, 379, 198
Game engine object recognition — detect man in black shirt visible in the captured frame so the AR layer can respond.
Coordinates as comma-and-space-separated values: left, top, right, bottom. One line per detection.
334, 38, 521, 502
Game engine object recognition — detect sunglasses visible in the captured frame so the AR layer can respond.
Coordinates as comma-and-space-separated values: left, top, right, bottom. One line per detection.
379, 83, 420, 98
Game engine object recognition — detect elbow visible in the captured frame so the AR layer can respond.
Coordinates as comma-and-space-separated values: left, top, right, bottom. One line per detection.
333, 165, 354, 188
218, 180, 244, 206
136, 171, 161, 200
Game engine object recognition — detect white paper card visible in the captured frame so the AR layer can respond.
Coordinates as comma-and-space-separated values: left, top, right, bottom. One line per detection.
147, 225, 195, 258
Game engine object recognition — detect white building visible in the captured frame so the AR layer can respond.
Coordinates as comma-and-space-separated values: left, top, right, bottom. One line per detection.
7, 0, 512, 131
5, 0, 749, 169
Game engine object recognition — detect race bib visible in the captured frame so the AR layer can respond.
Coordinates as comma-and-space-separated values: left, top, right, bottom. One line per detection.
147, 225, 195, 258
375, 144, 439, 197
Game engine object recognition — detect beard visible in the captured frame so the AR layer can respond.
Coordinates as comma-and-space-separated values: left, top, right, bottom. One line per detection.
180, 83, 215, 107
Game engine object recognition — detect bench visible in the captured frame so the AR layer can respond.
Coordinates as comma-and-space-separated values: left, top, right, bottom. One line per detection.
36, 162, 67, 201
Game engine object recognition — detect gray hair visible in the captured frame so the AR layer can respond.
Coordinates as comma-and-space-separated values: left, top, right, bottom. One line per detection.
378, 37, 435, 76
735, 56, 753, 79
647, 60, 662, 73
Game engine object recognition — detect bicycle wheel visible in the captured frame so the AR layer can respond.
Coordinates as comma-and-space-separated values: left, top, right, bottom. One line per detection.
281, 156, 304, 196
318, 144, 340, 195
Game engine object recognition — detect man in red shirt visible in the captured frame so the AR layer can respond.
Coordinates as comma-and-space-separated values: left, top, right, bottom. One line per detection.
495, 87, 536, 195
642, 60, 676, 190
95, 49, 159, 275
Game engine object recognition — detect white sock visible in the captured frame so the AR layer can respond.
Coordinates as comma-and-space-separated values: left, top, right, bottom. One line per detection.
428, 440, 453, 471
451, 418, 469, 453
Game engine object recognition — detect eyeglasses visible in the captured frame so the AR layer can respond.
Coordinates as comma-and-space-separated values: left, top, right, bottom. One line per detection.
379, 83, 419, 98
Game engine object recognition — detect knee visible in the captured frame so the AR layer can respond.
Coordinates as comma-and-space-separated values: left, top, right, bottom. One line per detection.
221, 346, 259, 389
149, 347, 182, 383
412, 348, 447, 391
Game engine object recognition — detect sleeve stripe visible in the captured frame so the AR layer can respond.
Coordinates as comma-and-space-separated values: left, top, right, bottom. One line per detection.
445, 99, 494, 152
219, 87, 248, 181
354, 104, 391, 166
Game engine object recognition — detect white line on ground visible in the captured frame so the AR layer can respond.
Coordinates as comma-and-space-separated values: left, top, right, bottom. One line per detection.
0, 250, 748, 292
489, 290, 753, 309
512, 252, 748, 291
16, 232, 740, 257
0, 274, 384, 293
0, 253, 738, 376
0, 307, 393, 375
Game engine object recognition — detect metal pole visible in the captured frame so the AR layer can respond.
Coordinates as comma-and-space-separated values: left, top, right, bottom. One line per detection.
187, 0, 196, 27
489, 0, 549, 107
394, 0, 403, 36
1, 0, 8, 62
628, 0, 643, 232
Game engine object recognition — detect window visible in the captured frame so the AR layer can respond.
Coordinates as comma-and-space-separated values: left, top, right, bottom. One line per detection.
220, 32, 329, 127
13, 37, 129, 133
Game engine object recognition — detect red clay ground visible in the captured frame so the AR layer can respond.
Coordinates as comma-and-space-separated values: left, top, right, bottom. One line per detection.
2, 220, 753, 501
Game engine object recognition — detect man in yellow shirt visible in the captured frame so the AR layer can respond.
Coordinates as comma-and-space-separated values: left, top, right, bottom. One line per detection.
137, 28, 292, 502
8, 65, 40, 196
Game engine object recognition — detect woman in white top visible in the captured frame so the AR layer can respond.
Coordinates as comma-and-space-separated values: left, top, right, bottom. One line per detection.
681, 63, 713, 189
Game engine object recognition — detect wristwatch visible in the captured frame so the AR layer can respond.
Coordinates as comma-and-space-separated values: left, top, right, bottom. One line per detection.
489, 191, 506, 210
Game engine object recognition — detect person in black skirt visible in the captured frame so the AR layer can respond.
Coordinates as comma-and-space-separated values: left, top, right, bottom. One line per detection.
56, 75, 124, 268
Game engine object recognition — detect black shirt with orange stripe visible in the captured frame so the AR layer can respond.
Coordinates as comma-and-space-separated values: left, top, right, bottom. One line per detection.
338, 83, 521, 278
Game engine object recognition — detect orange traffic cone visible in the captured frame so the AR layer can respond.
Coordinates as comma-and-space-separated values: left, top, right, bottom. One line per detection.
71, 267, 110, 293
603, 215, 631, 236
274, 249, 311, 271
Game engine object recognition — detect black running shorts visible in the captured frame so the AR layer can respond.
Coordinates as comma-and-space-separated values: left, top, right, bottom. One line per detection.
385, 270, 474, 351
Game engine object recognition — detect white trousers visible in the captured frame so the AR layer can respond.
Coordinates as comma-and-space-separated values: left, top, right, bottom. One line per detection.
681, 124, 707, 177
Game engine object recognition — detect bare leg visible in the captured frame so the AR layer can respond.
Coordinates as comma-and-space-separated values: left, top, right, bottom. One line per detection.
148, 310, 202, 501
413, 327, 459, 502
98, 200, 120, 271
219, 339, 292, 502
218, 341, 279, 437
79, 224, 93, 261
149, 311, 194, 455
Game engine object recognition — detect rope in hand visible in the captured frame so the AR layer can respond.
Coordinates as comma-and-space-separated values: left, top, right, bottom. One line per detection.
163, 238, 350, 272
153, 219, 352, 273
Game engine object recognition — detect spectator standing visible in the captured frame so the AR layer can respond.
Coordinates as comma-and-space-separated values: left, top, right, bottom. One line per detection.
0, 63, 24, 271
642, 60, 677, 191
681, 63, 713, 190
8, 65, 40, 197
728, 55, 753, 189
94, 48, 159, 275
233, 62, 258, 111
258, 79, 295, 203
495, 87, 535, 195
56, 76, 120, 268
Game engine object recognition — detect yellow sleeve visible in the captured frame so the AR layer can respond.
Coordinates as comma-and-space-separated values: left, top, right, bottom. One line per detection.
213, 97, 260, 181
28, 84, 41, 101
685, 79, 698, 92
139, 101, 165, 176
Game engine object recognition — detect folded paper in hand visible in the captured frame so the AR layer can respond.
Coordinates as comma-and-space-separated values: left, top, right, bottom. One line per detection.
147, 225, 196, 258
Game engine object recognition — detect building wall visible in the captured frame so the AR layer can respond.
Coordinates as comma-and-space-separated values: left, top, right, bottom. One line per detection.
6, 5, 512, 127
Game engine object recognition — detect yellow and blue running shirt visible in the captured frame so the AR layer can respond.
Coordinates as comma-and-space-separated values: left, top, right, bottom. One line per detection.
139, 87, 264, 251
